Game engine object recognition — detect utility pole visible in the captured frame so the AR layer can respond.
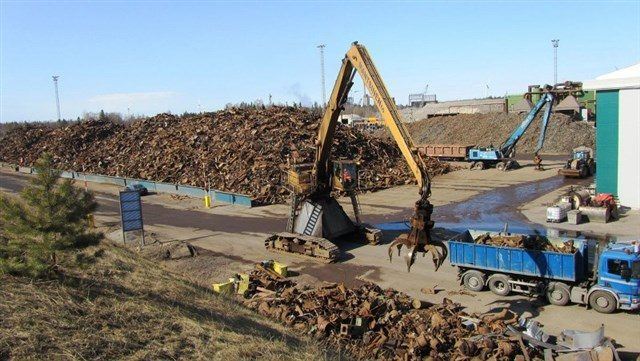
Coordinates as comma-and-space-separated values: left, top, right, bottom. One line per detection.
52, 75, 61, 120
363, 81, 369, 107
552, 39, 559, 84
317, 44, 326, 106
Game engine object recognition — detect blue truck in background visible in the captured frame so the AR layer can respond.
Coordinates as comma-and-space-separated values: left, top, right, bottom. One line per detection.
449, 230, 640, 313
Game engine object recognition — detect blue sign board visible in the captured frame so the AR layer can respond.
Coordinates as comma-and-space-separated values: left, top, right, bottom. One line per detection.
119, 190, 144, 232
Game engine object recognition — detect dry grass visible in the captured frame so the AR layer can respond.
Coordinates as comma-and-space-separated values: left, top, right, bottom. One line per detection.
0, 240, 326, 360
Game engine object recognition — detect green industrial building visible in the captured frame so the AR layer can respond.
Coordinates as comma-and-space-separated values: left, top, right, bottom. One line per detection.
584, 63, 640, 209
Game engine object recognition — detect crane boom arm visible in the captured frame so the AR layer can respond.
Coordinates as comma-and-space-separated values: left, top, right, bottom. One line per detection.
314, 42, 429, 196
500, 92, 555, 157
533, 93, 554, 154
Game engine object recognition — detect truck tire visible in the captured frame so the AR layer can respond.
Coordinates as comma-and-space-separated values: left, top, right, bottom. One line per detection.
496, 162, 506, 171
546, 282, 570, 306
462, 271, 485, 292
589, 291, 617, 314
473, 162, 485, 170
488, 274, 511, 296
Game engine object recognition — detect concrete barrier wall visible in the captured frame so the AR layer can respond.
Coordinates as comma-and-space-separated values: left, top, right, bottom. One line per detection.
2, 164, 254, 207
155, 182, 180, 195
178, 185, 207, 198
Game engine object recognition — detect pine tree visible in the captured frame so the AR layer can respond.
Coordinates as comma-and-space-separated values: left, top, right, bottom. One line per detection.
0, 153, 102, 278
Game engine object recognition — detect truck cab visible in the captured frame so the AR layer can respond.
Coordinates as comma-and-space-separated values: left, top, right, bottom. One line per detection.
592, 249, 640, 312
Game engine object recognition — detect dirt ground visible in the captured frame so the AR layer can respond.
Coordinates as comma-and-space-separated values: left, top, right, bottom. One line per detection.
1, 162, 638, 357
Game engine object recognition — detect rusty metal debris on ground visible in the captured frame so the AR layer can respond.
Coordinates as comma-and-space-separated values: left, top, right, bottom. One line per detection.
474, 233, 577, 254
0, 107, 453, 205
420, 285, 441, 295
237, 266, 549, 360
447, 288, 477, 297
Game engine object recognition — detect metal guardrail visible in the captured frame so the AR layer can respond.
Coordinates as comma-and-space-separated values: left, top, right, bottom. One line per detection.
0, 162, 254, 207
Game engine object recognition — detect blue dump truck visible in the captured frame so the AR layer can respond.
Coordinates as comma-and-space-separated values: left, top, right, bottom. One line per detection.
449, 230, 640, 313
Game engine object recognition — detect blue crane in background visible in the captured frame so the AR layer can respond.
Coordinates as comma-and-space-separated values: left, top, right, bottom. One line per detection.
468, 89, 555, 171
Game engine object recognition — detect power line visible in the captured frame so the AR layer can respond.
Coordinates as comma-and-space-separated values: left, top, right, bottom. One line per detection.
317, 44, 326, 106
552, 39, 559, 84
52, 75, 61, 120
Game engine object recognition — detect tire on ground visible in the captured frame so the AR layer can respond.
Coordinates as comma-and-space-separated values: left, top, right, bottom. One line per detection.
473, 162, 485, 170
488, 274, 511, 296
496, 162, 506, 171
546, 282, 571, 306
589, 290, 617, 314
462, 270, 486, 292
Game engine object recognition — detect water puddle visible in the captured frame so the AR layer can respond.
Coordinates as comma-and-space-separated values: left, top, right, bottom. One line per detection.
374, 175, 627, 243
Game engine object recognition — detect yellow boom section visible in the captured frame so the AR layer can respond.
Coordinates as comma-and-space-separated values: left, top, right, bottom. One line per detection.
345, 43, 428, 192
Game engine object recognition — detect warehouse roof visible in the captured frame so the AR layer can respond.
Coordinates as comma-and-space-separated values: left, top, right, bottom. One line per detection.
583, 63, 640, 90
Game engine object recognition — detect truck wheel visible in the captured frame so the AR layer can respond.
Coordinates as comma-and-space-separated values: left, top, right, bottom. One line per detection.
496, 162, 506, 171
546, 282, 570, 306
488, 274, 511, 296
589, 291, 617, 314
473, 162, 485, 170
463, 271, 485, 292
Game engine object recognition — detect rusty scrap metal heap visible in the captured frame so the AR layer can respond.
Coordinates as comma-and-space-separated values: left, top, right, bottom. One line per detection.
243, 269, 537, 360
474, 233, 577, 254
0, 107, 453, 205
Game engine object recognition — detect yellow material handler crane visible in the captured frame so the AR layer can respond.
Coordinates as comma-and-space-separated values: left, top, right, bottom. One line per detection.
264, 42, 447, 272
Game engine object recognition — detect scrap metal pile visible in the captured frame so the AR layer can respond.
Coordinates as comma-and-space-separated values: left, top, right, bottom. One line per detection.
242, 268, 539, 360
403, 112, 595, 154
0, 107, 453, 204
474, 233, 577, 254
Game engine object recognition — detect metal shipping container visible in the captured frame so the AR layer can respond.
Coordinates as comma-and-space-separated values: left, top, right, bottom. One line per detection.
417, 144, 471, 160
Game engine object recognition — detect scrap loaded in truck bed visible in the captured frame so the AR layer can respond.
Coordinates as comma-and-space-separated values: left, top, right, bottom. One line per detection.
448, 230, 640, 313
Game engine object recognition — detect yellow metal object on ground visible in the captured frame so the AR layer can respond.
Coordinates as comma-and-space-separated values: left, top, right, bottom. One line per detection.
272, 261, 288, 277
235, 274, 250, 295
204, 195, 211, 208
212, 280, 234, 294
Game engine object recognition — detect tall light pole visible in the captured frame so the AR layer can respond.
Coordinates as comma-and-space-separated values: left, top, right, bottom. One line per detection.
52, 75, 61, 120
551, 39, 559, 84
317, 44, 326, 106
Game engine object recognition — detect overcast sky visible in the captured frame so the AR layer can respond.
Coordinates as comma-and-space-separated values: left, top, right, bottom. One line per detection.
1, 1, 638, 122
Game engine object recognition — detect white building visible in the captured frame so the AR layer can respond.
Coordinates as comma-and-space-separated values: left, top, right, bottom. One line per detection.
583, 63, 640, 209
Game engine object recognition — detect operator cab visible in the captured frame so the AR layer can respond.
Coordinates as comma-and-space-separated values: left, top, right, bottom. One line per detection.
574, 150, 589, 160
332, 160, 358, 191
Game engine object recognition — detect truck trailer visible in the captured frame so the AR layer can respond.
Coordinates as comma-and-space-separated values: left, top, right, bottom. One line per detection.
449, 230, 640, 313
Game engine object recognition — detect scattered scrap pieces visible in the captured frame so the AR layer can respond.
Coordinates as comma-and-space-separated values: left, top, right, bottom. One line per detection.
238, 266, 538, 360
447, 288, 477, 297
421, 284, 442, 295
